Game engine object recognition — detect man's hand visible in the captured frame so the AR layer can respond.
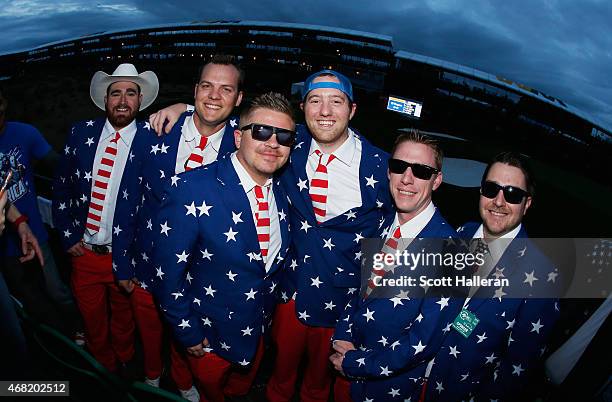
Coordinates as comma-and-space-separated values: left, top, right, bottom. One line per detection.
186, 338, 210, 357
118, 278, 139, 294
333, 340, 356, 355
149, 103, 187, 135
17, 222, 44, 265
330, 352, 345, 375
0, 192, 7, 234
330, 340, 356, 375
67, 241, 86, 257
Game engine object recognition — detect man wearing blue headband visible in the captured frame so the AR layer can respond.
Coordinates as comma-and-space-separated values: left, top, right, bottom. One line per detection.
148, 69, 392, 401
266, 70, 392, 402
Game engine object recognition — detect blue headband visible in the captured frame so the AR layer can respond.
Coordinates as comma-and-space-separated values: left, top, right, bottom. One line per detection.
302, 69, 354, 101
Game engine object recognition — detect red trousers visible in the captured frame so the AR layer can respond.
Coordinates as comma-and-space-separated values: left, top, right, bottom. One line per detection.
131, 286, 193, 388
71, 249, 135, 371
333, 376, 353, 402
187, 337, 265, 402
266, 300, 336, 402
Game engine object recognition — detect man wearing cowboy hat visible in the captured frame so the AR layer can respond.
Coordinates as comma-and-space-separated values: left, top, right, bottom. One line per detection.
52, 63, 161, 378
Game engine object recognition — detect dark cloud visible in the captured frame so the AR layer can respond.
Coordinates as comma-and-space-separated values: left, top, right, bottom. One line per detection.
1, 0, 610, 130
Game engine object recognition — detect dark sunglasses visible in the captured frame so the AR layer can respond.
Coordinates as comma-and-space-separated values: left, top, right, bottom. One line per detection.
240, 123, 296, 147
388, 158, 440, 180
480, 180, 529, 204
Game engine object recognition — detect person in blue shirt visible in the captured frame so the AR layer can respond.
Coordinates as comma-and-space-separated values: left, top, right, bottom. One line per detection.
0, 88, 81, 338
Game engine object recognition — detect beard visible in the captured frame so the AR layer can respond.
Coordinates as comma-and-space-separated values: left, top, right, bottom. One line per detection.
107, 106, 137, 129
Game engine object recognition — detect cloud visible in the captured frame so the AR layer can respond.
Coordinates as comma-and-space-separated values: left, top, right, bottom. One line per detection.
0, 0, 610, 130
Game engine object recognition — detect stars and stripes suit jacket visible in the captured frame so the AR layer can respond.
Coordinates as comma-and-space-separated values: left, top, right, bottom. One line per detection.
52, 118, 153, 251
277, 125, 393, 328
112, 112, 237, 288
423, 222, 561, 402
333, 209, 462, 402
152, 156, 291, 365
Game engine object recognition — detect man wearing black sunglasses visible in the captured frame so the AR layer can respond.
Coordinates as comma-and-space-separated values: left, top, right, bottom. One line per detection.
329, 131, 462, 402
153, 92, 295, 401
423, 152, 560, 401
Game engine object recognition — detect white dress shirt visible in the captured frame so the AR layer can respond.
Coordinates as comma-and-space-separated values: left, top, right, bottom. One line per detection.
466, 223, 523, 298
84, 119, 137, 246
175, 114, 225, 174
306, 129, 362, 222
231, 153, 280, 272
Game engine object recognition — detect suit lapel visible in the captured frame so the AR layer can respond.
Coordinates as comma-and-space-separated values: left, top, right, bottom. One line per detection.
218, 118, 239, 157
216, 158, 265, 271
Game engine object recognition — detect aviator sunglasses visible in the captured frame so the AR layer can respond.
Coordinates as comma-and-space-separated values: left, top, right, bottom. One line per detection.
240, 123, 296, 147
388, 158, 440, 180
480, 180, 529, 204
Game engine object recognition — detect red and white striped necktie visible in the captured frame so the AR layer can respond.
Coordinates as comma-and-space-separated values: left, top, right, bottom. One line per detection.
310, 150, 335, 223
86, 132, 120, 235
366, 226, 402, 295
254, 185, 271, 262
184, 135, 208, 171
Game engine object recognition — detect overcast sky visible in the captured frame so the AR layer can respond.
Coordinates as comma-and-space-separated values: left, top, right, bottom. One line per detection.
1, 0, 611, 131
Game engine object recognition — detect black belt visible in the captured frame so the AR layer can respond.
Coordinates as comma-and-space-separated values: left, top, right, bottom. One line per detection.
82, 242, 112, 255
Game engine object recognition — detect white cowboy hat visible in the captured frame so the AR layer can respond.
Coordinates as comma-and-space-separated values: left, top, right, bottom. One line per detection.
90, 63, 159, 111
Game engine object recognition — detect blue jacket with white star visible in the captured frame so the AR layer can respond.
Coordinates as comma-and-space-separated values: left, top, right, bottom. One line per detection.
152, 156, 291, 365
423, 222, 561, 402
52, 118, 153, 251
112, 112, 237, 286
333, 209, 462, 402
277, 125, 393, 327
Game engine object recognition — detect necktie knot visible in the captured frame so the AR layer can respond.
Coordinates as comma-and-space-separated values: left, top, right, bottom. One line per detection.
314, 150, 335, 166
110, 132, 121, 143
472, 238, 490, 256
196, 135, 208, 151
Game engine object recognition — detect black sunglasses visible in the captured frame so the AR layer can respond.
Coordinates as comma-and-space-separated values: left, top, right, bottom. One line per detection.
388, 158, 440, 180
240, 123, 296, 147
480, 180, 529, 204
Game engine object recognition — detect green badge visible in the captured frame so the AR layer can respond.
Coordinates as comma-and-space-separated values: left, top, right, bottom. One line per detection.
452, 309, 480, 338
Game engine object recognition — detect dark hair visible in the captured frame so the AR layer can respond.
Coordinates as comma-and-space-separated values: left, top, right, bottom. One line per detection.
197, 54, 245, 92
482, 151, 535, 197
392, 130, 443, 170
239, 92, 295, 124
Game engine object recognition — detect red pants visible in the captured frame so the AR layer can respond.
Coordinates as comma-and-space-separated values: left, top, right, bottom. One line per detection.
333, 376, 353, 402
187, 337, 265, 402
131, 286, 193, 388
266, 300, 336, 402
71, 249, 135, 371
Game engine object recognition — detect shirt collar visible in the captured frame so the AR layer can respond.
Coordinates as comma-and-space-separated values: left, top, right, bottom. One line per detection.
473, 223, 522, 263
103, 119, 136, 147
308, 128, 358, 167
392, 201, 436, 239
183, 115, 225, 153
230, 152, 273, 195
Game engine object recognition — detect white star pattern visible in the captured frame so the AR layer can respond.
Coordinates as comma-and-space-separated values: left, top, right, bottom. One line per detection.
365, 174, 378, 188
160, 221, 172, 236
523, 270, 538, 287
224, 227, 238, 242
412, 341, 426, 354
176, 250, 189, 263
363, 308, 375, 322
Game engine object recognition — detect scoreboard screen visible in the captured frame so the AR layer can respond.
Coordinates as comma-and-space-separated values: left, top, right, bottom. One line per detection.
387, 96, 423, 118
